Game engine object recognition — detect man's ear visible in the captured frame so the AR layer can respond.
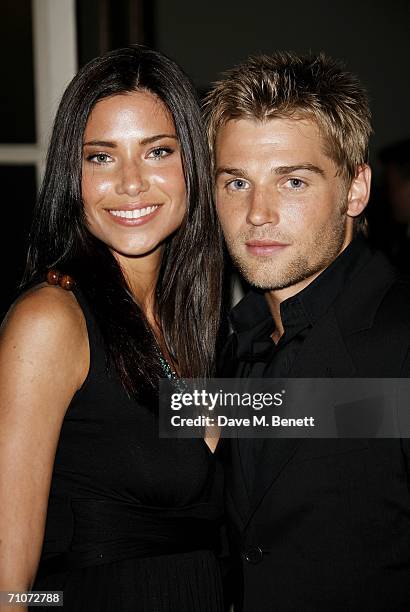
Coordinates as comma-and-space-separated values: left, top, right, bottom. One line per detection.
346, 164, 371, 218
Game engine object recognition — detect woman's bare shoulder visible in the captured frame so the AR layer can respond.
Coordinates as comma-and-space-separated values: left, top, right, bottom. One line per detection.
2, 283, 85, 335
0, 284, 89, 391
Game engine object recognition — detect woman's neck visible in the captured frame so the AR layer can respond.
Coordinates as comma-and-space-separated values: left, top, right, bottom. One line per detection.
114, 248, 162, 323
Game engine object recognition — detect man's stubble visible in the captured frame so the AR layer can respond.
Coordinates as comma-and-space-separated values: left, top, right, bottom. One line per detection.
225, 201, 348, 291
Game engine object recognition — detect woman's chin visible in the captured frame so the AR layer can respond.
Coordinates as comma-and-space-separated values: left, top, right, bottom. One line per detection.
110, 242, 164, 260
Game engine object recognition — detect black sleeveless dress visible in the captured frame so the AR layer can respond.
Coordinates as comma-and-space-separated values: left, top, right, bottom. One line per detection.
31, 289, 224, 611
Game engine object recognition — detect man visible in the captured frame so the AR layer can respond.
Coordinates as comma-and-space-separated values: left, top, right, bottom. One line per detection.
204, 53, 410, 611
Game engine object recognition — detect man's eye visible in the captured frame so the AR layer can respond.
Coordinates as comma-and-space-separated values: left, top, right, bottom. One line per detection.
287, 178, 305, 189
149, 147, 173, 159
87, 153, 111, 164
228, 179, 249, 190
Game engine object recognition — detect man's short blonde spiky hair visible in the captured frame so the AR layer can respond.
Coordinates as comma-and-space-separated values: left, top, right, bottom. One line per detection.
204, 51, 372, 182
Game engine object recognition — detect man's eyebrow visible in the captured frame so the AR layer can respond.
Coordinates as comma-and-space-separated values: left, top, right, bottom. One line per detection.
83, 134, 178, 147
273, 164, 325, 176
215, 163, 325, 180
215, 167, 250, 180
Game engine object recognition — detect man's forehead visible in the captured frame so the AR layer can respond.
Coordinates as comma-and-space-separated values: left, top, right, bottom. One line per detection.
215, 115, 321, 147
214, 116, 327, 164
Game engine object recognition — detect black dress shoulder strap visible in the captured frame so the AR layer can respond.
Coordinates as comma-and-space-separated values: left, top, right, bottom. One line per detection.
70, 286, 110, 397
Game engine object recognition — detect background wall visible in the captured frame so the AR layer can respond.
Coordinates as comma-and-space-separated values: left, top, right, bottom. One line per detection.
154, 0, 410, 167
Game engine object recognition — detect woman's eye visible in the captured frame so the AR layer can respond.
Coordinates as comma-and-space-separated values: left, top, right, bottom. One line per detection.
228, 179, 249, 191
87, 153, 111, 164
287, 178, 305, 189
149, 147, 173, 159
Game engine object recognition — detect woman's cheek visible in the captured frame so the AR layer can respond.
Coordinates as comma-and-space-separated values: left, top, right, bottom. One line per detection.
83, 174, 113, 206
152, 161, 185, 189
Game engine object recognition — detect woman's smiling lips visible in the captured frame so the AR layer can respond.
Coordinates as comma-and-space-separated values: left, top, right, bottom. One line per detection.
245, 240, 289, 256
106, 204, 161, 226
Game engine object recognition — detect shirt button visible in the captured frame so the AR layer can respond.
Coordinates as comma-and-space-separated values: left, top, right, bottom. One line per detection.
243, 545, 263, 564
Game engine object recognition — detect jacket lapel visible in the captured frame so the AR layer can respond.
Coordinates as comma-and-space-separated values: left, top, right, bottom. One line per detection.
244, 438, 303, 529
224, 437, 252, 530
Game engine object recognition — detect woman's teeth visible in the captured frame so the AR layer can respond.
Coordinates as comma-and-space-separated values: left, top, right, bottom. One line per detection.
109, 205, 159, 219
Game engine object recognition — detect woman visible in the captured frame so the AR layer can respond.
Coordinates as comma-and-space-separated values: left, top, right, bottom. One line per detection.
0, 46, 224, 611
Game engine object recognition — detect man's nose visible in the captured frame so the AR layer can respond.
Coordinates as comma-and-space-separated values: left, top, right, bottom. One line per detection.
115, 159, 149, 197
246, 186, 280, 226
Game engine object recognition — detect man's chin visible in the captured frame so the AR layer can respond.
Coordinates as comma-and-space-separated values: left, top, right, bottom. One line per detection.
238, 268, 297, 291
245, 276, 301, 292
236, 260, 318, 292
231, 253, 288, 289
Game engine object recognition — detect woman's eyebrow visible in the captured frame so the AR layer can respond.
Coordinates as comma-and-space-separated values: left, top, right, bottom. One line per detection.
139, 134, 178, 145
83, 140, 116, 148
83, 134, 178, 147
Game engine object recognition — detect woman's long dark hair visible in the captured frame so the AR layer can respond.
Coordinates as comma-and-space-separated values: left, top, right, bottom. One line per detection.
23, 46, 223, 397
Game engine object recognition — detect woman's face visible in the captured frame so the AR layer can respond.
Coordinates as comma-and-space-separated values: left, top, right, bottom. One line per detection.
82, 91, 187, 260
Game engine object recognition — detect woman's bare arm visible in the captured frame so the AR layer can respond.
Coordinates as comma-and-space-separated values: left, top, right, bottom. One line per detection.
0, 286, 88, 599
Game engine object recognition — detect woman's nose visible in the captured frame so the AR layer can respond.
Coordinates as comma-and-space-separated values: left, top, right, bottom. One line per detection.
115, 160, 149, 197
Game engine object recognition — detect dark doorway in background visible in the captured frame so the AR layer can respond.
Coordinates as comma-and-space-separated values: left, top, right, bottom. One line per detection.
1, 165, 37, 317
76, 0, 156, 68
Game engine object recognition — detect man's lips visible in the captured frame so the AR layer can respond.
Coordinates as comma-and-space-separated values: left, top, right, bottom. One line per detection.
245, 240, 289, 256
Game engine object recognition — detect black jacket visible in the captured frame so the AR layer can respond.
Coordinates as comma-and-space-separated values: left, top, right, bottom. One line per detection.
220, 247, 410, 611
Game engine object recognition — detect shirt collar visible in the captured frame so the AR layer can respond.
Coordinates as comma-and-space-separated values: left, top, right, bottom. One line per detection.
289, 235, 373, 326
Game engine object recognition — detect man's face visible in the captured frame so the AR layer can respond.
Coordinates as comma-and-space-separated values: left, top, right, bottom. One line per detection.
215, 117, 355, 292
